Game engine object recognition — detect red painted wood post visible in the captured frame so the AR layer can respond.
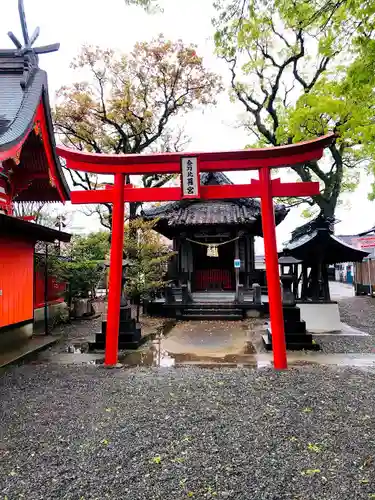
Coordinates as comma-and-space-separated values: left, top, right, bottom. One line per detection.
104, 173, 125, 366
259, 167, 288, 369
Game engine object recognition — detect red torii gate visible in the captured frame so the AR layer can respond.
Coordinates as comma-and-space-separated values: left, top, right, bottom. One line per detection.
57, 133, 334, 369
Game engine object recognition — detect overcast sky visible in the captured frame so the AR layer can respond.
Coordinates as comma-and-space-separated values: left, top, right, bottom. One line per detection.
1, 0, 374, 251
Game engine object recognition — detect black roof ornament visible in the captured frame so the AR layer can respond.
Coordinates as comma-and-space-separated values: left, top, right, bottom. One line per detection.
1, 0, 60, 89
7, 0, 60, 57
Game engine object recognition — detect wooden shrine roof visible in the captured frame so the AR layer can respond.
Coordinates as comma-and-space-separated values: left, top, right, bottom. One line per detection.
284, 216, 369, 264
0, 213, 71, 243
141, 172, 288, 238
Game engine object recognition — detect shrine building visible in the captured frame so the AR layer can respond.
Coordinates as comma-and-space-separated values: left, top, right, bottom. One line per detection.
142, 172, 288, 316
0, 3, 71, 350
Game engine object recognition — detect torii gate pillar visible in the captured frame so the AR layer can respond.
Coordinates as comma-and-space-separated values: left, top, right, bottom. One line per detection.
260, 167, 287, 368
105, 173, 125, 366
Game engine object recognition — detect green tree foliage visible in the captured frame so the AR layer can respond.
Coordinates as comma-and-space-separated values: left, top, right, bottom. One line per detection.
47, 232, 110, 300
214, 0, 375, 218
54, 37, 222, 227
123, 219, 175, 319
56, 260, 103, 300
69, 231, 110, 261
48, 223, 173, 310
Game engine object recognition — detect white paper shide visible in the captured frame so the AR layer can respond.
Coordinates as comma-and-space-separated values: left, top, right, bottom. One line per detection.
181, 157, 199, 197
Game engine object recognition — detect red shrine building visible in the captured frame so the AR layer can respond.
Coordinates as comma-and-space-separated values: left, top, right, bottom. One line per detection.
0, 2, 70, 348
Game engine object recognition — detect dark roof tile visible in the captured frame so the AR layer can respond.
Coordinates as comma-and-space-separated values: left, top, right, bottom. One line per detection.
0, 66, 44, 150
0, 213, 71, 243
141, 171, 288, 237
163, 201, 258, 226
0, 52, 69, 200
284, 216, 369, 264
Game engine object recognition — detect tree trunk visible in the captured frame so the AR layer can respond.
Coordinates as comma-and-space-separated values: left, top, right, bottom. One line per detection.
129, 202, 138, 220
317, 200, 336, 220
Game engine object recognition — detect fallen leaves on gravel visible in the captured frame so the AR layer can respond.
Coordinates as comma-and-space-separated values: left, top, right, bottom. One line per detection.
301, 469, 321, 476
302, 407, 313, 413
307, 443, 322, 453
360, 456, 373, 469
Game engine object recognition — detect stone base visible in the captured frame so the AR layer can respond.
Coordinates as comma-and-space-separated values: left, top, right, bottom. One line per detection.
246, 309, 261, 318
93, 327, 142, 350
262, 328, 320, 351
92, 307, 142, 350
298, 302, 341, 333
262, 304, 320, 351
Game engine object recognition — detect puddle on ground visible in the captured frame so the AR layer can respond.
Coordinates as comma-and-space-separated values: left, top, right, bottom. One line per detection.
44, 340, 375, 371
117, 337, 259, 368
57, 328, 263, 368
57, 320, 263, 368
47, 321, 375, 372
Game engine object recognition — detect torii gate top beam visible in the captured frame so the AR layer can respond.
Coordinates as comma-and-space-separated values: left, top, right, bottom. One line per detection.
56, 133, 335, 175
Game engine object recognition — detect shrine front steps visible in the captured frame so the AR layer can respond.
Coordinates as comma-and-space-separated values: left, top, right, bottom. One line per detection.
182, 307, 243, 321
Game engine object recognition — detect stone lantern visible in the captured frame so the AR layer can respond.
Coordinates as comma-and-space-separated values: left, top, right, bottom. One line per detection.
278, 255, 302, 306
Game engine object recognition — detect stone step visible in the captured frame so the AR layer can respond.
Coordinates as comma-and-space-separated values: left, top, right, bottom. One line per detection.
101, 319, 137, 334
263, 327, 320, 351
282, 306, 302, 321
284, 319, 306, 334
192, 293, 235, 300
184, 308, 242, 315
182, 313, 243, 321
95, 329, 141, 344
186, 304, 241, 310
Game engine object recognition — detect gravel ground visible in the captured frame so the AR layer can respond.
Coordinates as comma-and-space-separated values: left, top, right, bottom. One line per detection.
308, 296, 375, 353
339, 296, 375, 335
1, 364, 375, 500
317, 334, 374, 354
49, 317, 102, 346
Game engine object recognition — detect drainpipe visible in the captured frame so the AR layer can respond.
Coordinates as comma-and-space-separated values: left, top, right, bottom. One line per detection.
44, 243, 49, 335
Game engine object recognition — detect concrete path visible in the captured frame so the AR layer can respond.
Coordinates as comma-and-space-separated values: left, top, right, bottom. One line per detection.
0, 335, 58, 368
329, 280, 354, 299
160, 321, 253, 357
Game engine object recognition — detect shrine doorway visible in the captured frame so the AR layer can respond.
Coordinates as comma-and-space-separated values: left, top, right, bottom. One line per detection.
192, 238, 235, 291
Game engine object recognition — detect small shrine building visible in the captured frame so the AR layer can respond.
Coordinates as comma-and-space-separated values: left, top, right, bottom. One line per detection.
142, 172, 288, 301
281, 216, 369, 333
